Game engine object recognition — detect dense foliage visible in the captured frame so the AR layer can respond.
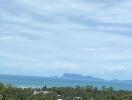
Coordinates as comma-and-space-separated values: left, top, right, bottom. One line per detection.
0, 83, 132, 100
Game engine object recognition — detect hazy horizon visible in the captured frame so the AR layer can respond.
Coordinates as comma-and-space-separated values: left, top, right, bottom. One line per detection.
0, 72, 127, 81
0, 0, 132, 80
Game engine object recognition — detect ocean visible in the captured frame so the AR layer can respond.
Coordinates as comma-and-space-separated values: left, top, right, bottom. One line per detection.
0, 74, 132, 91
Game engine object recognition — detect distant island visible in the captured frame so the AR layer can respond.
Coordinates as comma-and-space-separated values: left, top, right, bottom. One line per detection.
0, 73, 132, 90
53, 73, 125, 82
60, 73, 104, 81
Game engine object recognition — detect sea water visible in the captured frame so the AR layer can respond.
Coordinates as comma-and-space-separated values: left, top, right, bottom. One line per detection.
0, 74, 132, 91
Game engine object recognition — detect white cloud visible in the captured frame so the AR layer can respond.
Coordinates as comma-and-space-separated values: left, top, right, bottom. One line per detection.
0, 0, 132, 79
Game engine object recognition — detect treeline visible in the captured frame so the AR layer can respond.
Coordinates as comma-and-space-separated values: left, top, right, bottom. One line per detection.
0, 83, 132, 100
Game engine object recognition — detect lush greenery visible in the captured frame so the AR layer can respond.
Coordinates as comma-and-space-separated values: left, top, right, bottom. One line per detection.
0, 83, 132, 100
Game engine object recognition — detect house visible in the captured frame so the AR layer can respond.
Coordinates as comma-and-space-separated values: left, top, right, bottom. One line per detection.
33, 90, 50, 95
56, 94, 63, 100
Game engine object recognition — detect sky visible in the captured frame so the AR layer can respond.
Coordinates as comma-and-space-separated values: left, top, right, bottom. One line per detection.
0, 0, 132, 80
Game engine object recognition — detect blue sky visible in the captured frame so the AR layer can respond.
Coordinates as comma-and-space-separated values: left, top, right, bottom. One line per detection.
0, 0, 132, 80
